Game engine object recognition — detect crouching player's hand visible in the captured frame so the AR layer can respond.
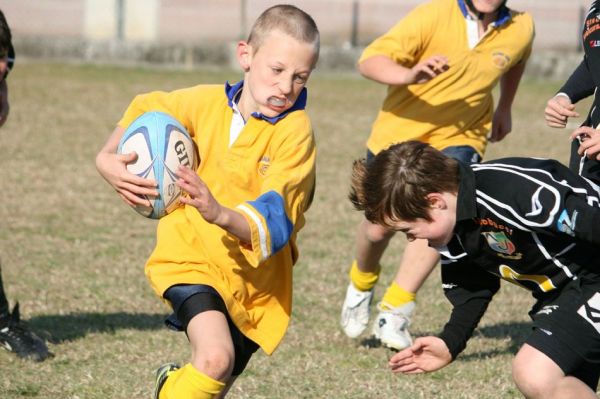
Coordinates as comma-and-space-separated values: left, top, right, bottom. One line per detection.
389, 336, 452, 374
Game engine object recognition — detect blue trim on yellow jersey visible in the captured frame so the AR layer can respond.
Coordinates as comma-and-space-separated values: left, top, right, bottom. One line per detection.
457, 0, 511, 27
225, 81, 307, 124
247, 190, 293, 254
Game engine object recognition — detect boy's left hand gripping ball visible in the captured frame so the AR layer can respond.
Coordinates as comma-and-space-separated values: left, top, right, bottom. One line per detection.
117, 111, 197, 219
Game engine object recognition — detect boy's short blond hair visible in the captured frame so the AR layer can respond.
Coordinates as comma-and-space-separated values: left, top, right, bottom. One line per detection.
350, 141, 460, 226
247, 4, 320, 59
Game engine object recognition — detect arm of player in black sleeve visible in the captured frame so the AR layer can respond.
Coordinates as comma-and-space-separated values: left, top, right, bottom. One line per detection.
558, 58, 595, 104
556, 190, 600, 245
438, 259, 500, 360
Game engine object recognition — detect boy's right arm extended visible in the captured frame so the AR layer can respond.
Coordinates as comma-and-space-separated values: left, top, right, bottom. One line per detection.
439, 260, 500, 360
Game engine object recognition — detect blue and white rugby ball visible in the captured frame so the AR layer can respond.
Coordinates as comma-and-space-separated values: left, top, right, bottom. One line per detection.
117, 111, 197, 219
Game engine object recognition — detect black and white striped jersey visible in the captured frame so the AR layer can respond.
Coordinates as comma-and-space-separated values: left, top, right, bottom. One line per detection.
438, 157, 600, 358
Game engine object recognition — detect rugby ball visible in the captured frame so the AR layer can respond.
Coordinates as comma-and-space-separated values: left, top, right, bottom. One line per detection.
117, 111, 197, 219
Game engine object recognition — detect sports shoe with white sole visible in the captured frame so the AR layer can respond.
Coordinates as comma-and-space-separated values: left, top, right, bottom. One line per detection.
340, 283, 373, 338
372, 301, 415, 350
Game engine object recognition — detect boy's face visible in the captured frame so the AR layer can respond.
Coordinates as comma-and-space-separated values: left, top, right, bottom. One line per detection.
471, 0, 505, 14
238, 30, 317, 118
389, 193, 456, 248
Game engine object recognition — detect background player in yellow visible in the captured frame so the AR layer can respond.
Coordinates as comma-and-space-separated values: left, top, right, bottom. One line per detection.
340, 0, 534, 350
96, 5, 319, 398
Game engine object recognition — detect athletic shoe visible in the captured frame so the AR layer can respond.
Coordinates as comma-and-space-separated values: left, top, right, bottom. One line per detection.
154, 362, 179, 399
340, 283, 374, 338
0, 302, 51, 362
372, 301, 415, 350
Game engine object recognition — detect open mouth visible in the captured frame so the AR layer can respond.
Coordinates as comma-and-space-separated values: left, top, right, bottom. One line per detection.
267, 97, 286, 107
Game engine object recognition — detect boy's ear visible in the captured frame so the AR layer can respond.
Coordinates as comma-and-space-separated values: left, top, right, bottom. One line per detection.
237, 41, 252, 72
426, 193, 447, 209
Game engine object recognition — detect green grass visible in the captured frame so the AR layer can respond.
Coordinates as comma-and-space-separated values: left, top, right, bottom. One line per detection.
0, 61, 587, 398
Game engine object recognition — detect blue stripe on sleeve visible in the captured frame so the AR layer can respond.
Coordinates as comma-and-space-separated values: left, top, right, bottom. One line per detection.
247, 191, 294, 255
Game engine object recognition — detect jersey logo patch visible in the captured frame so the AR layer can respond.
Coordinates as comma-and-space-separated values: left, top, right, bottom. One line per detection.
577, 292, 600, 334
482, 231, 518, 258
557, 209, 578, 237
491, 51, 510, 69
258, 156, 271, 176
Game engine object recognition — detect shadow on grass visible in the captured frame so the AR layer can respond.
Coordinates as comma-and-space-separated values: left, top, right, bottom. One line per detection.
360, 321, 531, 360
27, 312, 168, 343
459, 321, 531, 360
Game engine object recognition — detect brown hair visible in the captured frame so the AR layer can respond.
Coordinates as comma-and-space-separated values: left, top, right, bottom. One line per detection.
247, 4, 320, 60
349, 141, 460, 226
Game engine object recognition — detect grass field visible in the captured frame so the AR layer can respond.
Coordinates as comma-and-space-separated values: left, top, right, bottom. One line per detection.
0, 61, 588, 398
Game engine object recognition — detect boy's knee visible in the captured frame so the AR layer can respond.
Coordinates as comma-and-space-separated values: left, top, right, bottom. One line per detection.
192, 346, 235, 381
364, 221, 393, 243
512, 354, 555, 399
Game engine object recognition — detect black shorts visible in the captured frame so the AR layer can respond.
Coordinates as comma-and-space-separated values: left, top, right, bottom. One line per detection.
163, 284, 259, 376
527, 277, 600, 390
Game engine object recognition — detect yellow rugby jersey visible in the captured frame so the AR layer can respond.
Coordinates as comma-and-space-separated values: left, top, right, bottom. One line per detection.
361, 0, 534, 156
117, 83, 316, 355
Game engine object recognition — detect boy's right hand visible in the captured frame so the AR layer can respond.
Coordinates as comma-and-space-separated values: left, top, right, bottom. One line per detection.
388, 336, 452, 374
408, 55, 449, 84
545, 94, 579, 128
95, 150, 158, 207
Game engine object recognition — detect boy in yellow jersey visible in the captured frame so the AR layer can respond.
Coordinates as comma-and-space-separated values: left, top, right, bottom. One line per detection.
340, 0, 534, 350
95, 5, 319, 398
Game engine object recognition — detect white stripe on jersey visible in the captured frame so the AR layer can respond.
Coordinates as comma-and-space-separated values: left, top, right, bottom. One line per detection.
237, 204, 269, 260
472, 162, 600, 229
473, 166, 561, 228
438, 241, 468, 264
531, 232, 576, 279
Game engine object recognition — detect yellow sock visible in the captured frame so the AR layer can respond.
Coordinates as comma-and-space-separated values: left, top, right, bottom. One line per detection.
349, 260, 381, 292
381, 282, 415, 309
159, 363, 225, 399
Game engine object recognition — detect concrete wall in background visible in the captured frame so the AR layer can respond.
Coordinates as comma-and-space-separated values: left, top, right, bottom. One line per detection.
0, 0, 590, 78
0, 0, 590, 48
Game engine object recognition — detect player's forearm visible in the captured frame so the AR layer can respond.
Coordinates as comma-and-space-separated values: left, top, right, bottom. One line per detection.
496, 61, 526, 111
214, 207, 252, 245
439, 295, 492, 359
559, 60, 595, 103
358, 55, 413, 86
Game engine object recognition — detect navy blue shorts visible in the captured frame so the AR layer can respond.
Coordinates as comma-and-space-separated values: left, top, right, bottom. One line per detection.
163, 284, 259, 376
